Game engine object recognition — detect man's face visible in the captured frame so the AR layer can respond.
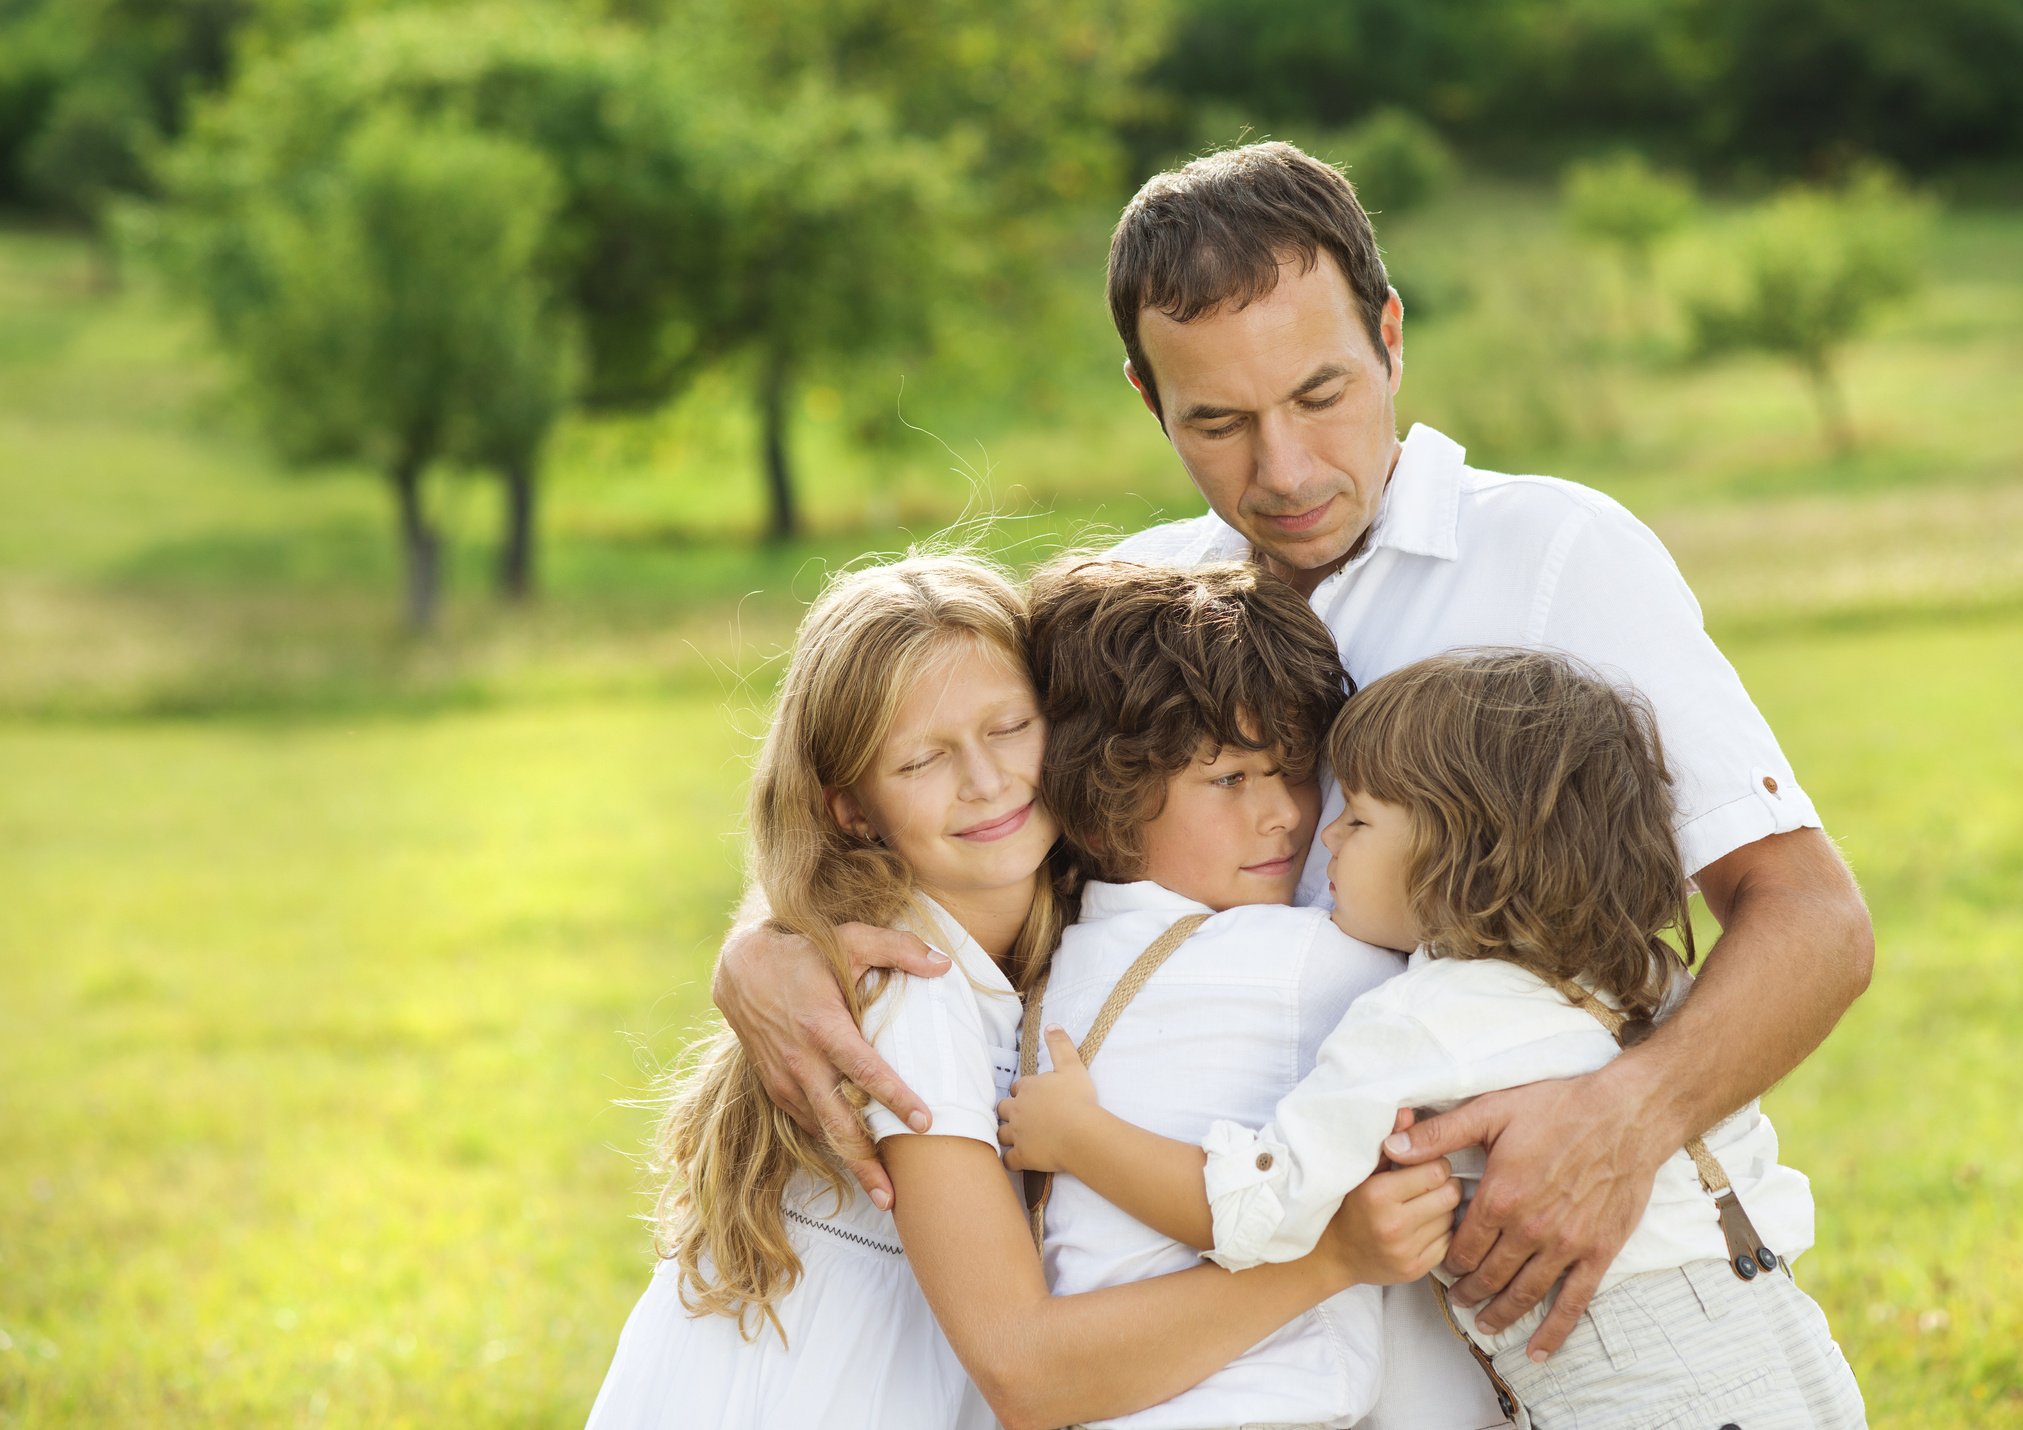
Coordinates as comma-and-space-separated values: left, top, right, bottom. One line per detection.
1132, 253, 1405, 598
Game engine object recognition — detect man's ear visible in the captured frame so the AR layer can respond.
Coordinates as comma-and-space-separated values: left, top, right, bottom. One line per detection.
824, 786, 878, 842
1123, 359, 1163, 424
1380, 288, 1405, 395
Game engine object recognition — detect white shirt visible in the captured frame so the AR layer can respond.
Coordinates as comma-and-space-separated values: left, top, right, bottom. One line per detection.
1112, 423, 1822, 890
1201, 951, 1817, 1357
1035, 880, 1405, 1429
796, 897, 1021, 1249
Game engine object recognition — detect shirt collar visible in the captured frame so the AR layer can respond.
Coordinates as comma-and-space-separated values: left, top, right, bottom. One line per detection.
1366, 423, 1464, 562
1078, 879, 1215, 921
911, 893, 1016, 994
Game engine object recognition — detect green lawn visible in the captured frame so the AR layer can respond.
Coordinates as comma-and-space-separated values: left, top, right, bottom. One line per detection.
2, 190, 2021, 1425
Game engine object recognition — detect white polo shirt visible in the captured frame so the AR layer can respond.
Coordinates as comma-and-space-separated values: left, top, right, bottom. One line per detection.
1112, 423, 1822, 892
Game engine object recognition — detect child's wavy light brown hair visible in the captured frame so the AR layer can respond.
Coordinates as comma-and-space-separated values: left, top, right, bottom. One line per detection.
653, 554, 1074, 1344
1028, 554, 1351, 882
1328, 648, 1695, 1018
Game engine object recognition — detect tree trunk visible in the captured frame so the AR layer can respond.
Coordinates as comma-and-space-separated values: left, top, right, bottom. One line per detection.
392, 455, 441, 634
498, 455, 537, 603
1803, 350, 1855, 457
758, 348, 797, 542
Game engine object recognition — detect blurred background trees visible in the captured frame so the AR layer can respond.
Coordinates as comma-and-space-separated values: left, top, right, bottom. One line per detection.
0, 0, 2011, 622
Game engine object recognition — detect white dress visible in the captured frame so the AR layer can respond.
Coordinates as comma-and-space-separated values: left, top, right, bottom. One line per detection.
586, 899, 1023, 1430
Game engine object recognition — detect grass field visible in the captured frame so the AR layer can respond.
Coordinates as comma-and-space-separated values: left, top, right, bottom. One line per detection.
3, 184, 2021, 1425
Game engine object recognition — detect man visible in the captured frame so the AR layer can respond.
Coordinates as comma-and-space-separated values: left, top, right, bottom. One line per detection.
713, 141, 1872, 1375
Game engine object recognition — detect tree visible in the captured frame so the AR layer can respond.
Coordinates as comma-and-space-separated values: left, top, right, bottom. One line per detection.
1677, 169, 1930, 455
153, 0, 1170, 546
153, 109, 577, 630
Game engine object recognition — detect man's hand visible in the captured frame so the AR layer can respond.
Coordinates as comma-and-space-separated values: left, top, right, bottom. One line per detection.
996, 1025, 1100, 1174
1381, 1065, 1670, 1360
712, 916, 954, 1209
1319, 1157, 1463, 1289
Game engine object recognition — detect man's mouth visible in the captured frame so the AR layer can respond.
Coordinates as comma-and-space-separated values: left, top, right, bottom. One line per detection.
954, 802, 1033, 842
1255, 497, 1334, 535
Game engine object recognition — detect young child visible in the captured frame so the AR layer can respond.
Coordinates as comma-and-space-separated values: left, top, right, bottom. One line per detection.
1004, 647, 1866, 1429
1001, 555, 1464, 1430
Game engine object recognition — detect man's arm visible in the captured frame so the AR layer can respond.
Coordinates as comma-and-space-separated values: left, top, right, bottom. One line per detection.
711, 886, 957, 1208
1386, 826, 1872, 1358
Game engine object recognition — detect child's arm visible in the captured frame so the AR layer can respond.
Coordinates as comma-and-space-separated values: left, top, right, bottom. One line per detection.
999, 1027, 1438, 1257
884, 1130, 1456, 1430
997, 1026, 1215, 1248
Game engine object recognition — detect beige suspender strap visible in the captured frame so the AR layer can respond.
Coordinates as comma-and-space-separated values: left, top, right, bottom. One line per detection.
1018, 913, 1211, 1251
1544, 974, 1787, 1282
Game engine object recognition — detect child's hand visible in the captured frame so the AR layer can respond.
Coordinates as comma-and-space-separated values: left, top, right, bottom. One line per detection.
1318, 1155, 1463, 1288
996, 1026, 1099, 1174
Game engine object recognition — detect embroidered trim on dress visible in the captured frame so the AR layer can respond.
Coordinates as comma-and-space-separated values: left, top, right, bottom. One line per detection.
782, 1205, 903, 1255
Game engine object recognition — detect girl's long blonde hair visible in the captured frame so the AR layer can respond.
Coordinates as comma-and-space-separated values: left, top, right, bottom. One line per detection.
653, 554, 1071, 1342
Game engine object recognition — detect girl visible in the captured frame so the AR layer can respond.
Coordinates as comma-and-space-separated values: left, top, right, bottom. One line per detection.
1001, 648, 1865, 1428
586, 555, 1450, 1430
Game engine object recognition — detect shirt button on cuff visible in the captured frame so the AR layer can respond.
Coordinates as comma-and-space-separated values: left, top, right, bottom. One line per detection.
1762, 775, 1780, 794
1255, 1151, 1275, 1171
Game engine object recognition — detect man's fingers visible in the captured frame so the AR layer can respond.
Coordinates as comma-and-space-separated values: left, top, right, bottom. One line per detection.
1444, 1231, 1533, 1308
1382, 1097, 1497, 1165
814, 1018, 931, 1135
1470, 1249, 1568, 1337
806, 1079, 891, 1210
1526, 1258, 1606, 1361
842, 923, 949, 979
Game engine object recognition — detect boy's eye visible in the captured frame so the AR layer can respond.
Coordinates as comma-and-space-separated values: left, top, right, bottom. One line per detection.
898, 752, 941, 774
1213, 773, 1245, 788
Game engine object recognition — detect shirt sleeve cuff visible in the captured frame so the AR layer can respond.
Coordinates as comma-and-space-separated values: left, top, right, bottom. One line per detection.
864, 1103, 1000, 1150
1201, 1120, 1295, 1271
1677, 766, 1822, 877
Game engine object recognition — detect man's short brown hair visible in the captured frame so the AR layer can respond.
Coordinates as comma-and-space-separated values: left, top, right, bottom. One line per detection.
1028, 555, 1351, 883
1107, 141, 1392, 421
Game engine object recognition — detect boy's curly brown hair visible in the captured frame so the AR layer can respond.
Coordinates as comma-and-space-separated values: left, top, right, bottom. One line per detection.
1027, 555, 1352, 883
1327, 648, 1695, 1018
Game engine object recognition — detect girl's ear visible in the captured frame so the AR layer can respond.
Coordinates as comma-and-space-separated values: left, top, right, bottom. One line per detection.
824, 786, 879, 842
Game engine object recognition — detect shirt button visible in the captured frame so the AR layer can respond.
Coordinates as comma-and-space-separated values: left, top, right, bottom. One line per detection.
1255, 1152, 1275, 1172
1762, 775, 1779, 794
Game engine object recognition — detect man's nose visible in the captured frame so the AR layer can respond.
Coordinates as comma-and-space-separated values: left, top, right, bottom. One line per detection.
1252, 415, 1319, 497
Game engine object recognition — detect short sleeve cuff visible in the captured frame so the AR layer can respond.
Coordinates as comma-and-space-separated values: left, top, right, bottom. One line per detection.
1677, 767, 1821, 877
1202, 1120, 1294, 1271
865, 1103, 1000, 1151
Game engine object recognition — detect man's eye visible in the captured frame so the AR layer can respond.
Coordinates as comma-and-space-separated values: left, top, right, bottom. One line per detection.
1297, 390, 1345, 413
1199, 420, 1241, 439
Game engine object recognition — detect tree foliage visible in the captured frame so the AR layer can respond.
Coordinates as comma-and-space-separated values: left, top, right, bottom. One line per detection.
1678, 169, 1930, 454
152, 107, 577, 629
